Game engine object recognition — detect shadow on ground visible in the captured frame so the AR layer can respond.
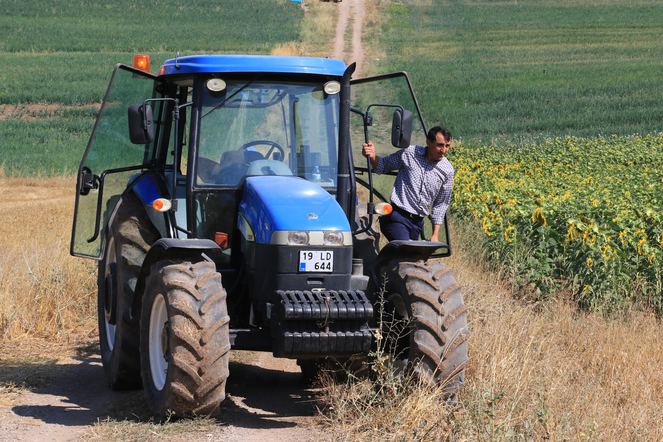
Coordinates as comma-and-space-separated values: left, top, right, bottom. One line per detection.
221, 360, 318, 429
1, 343, 318, 430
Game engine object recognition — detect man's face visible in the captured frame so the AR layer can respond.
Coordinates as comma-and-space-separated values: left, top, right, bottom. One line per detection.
426, 132, 451, 162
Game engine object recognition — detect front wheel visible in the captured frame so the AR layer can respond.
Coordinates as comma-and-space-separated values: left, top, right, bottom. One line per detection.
140, 260, 231, 417
380, 260, 470, 395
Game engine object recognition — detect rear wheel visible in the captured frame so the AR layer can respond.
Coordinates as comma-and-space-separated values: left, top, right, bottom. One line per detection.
98, 235, 141, 389
140, 260, 231, 417
381, 260, 469, 395
98, 195, 157, 389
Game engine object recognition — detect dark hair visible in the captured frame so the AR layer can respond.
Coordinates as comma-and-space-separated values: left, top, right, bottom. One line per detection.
427, 126, 452, 142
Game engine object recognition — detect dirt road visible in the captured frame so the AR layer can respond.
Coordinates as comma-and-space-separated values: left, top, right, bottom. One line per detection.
0, 175, 326, 440
333, 0, 366, 75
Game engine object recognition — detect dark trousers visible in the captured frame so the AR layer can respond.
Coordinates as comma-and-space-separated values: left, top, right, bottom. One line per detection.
379, 207, 424, 241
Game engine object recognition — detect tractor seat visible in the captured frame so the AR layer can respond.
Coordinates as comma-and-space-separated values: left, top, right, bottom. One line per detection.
215, 149, 270, 185
246, 160, 293, 176
220, 149, 264, 165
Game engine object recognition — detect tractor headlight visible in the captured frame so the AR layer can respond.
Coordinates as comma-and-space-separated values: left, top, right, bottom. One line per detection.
288, 231, 310, 245
271, 230, 351, 246
323, 231, 344, 246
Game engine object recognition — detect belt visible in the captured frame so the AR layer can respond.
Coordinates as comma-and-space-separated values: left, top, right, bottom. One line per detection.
392, 204, 424, 222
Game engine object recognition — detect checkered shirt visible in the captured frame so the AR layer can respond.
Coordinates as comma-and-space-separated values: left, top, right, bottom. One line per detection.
374, 145, 454, 225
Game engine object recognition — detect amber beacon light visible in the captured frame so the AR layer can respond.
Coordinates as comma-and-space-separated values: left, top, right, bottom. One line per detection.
133, 54, 151, 73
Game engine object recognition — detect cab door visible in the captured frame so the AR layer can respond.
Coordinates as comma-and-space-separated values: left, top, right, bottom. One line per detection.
70, 65, 156, 259
350, 72, 450, 255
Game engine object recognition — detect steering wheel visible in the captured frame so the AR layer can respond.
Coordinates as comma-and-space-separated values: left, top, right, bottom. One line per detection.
240, 140, 285, 161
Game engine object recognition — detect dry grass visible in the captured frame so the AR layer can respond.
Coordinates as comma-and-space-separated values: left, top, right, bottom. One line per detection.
271, 1, 339, 58
0, 103, 100, 121
355, 0, 386, 74
320, 364, 454, 441
321, 221, 663, 441
0, 171, 97, 342
85, 416, 221, 442
271, 41, 305, 57
297, 1, 340, 58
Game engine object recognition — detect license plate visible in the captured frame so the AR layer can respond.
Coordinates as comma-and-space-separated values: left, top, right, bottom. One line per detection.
299, 250, 334, 272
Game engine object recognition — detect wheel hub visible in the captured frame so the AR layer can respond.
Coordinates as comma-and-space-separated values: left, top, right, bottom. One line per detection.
103, 237, 118, 351
149, 293, 169, 391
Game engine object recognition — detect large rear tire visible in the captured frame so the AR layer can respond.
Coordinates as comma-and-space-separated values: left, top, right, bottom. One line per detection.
381, 260, 469, 395
98, 195, 158, 389
140, 260, 231, 417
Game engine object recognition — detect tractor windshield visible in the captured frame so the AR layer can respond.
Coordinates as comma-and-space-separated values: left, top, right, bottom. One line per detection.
196, 80, 340, 189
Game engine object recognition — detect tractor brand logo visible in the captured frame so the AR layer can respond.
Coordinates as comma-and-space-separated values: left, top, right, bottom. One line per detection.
308, 213, 318, 220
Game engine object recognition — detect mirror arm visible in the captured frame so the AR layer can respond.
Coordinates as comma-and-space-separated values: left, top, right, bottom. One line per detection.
364, 114, 375, 232
144, 97, 180, 203
170, 101, 194, 237
171, 100, 180, 206
353, 104, 404, 237
353, 106, 379, 236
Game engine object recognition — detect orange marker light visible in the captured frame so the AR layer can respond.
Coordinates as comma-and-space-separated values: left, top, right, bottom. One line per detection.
151, 198, 172, 212
133, 54, 151, 73
374, 202, 393, 215
214, 232, 229, 249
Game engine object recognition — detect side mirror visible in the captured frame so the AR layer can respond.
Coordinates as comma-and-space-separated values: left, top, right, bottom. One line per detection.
391, 108, 413, 148
128, 103, 155, 144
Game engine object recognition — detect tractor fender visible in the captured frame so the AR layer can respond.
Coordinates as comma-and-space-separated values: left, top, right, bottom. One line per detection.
371, 240, 447, 279
131, 238, 221, 318
127, 172, 172, 239
102, 172, 171, 255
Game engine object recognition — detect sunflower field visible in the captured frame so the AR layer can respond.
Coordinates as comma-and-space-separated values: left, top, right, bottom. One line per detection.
451, 134, 663, 312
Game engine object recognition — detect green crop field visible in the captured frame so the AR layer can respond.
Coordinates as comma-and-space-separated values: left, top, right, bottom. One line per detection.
0, 0, 303, 175
378, 0, 663, 143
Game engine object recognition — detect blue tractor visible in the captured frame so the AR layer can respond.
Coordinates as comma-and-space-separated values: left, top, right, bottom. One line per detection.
70, 54, 469, 416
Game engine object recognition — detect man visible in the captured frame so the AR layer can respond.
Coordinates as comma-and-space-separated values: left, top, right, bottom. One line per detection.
362, 126, 454, 242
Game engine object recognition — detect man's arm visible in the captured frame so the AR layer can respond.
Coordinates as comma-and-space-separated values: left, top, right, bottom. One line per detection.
362, 142, 380, 168
429, 169, 454, 242
431, 224, 442, 243
362, 141, 404, 173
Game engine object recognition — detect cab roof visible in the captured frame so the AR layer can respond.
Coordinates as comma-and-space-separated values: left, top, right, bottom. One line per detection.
160, 54, 347, 77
